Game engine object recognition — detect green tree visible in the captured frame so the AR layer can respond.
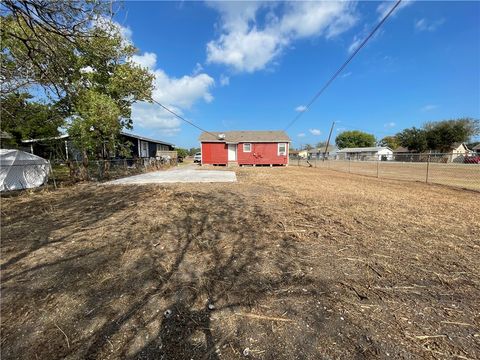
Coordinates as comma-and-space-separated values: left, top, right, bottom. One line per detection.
2, 2, 155, 179
396, 127, 428, 152
378, 135, 399, 149
316, 141, 327, 149
176, 148, 189, 158
0, 92, 63, 147
335, 130, 375, 149
303, 144, 313, 150
188, 147, 200, 156
1, 0, 113, 96
424, 118, 480, 152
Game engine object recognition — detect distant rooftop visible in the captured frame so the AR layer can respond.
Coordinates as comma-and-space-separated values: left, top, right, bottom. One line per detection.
337, 146, 392, 153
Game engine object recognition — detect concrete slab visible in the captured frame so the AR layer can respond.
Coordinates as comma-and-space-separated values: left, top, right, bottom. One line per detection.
103, 166, 236, 185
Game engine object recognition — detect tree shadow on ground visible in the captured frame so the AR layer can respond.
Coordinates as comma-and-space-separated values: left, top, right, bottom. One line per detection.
1, 186, 361, 360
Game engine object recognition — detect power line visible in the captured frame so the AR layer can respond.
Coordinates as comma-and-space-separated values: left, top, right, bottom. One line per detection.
284, 0, 403, 131
147, 97, 218, 140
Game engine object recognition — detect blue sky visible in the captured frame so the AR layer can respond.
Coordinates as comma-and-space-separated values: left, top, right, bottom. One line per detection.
116, 1, 480, 149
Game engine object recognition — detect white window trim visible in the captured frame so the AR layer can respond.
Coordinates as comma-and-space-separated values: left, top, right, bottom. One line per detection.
278, 142, 287, 156
243, 143, 252, 152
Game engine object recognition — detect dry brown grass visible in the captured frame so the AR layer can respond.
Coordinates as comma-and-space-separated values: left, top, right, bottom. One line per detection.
1, 167, 479, 359
294, 159, 480, 191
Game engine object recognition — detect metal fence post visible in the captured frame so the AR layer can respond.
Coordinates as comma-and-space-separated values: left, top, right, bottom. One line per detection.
376, 160, 379, 178
348, 158, 351, 173
425, 155, 430, 183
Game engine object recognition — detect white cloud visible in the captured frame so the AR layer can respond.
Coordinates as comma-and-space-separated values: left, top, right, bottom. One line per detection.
348, 34, 363, 54
384, 121, 396, 128
341, 71, 352, 78
297, 132, 306, 137
414, 18, 445, 32
219, 74, 230, 86
347, 1, 412, 54
206, 2, 357, 72
95, 17, 133, 44
295, 105, 307, 112
309, 129, 322, 136
132, 102, 182, 136
128, 55, 214, 135
98, 18, 216, 137
192, 62, 204, 75
421, 104, 438, 112
131, 68, 214, 135
131, 52, 157, 70
376, 1, 413, 20
151, 69, 215, 108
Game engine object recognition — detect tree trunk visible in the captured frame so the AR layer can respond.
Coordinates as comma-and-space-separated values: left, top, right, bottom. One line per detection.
80, 150, 89, 181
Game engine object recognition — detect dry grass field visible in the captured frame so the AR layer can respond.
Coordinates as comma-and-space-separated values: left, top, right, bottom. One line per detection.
1, 166, 479, 359
294, 160, 480, 191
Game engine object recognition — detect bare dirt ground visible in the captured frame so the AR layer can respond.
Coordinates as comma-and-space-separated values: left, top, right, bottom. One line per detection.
1, 167, 479, 359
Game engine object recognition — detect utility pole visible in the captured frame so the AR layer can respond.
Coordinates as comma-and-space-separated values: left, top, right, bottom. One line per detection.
323, 121, 335, 161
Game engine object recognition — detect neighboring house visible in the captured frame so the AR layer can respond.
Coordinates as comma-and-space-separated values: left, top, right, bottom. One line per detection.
22, 131, 175, 160
289, 149, 300, 158
393, 146, 419, 162
308, 145, 337, 160
444, 142, 472, 163
199, 130, 291, 166
473, 144, 480, 154
298, 149, 308, 159
122, 132, 175, 158
337, 146, 393, 161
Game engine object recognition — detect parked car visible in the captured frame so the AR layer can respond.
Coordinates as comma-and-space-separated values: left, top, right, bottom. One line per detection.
193, 152, 202, 163
464, 155, 480, 164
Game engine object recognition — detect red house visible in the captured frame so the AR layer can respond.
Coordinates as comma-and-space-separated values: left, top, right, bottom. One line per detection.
199, 130, 291, 166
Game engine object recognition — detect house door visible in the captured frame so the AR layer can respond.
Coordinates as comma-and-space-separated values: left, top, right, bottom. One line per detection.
140, 140, 149, 158
228, 144, 237, 161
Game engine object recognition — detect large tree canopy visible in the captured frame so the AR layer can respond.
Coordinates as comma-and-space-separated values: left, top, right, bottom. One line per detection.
1, 0, 113, 96
424, 118, 479, 152
396, 118, 479, 153
378, 135, 399, 149
335, 130, 376, 149
395, 127, 428, 153
0, 92, 63, 147
1, 0, 155, 167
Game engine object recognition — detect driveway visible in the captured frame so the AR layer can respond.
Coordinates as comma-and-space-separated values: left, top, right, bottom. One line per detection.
104, 164, 236, 185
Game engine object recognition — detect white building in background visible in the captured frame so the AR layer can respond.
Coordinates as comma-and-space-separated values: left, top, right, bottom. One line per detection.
336, 147, 394, 161
446, 143, 472, 162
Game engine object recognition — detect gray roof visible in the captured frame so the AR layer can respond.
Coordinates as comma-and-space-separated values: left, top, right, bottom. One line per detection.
308, 146, 337, 154
199, 131, 291, 143
393, 146, 411, 153
22, 132, 175, 147
120, 131, 175, 147
337, 146, 392, 153
473, 144, 480, 150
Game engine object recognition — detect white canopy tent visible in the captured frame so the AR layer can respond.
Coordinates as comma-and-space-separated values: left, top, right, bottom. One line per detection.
0, 149, 50, 192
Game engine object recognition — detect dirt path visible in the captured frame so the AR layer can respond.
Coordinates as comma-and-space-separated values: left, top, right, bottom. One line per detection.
1, 167, 479, 359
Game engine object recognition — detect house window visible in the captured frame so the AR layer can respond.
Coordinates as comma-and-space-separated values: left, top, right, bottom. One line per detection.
243, 143, 251, 152
278, 143, 287, 156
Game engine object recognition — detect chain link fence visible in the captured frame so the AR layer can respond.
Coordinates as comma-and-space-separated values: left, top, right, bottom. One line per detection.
50, 157, 178, 185
290, 153, 480, 191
